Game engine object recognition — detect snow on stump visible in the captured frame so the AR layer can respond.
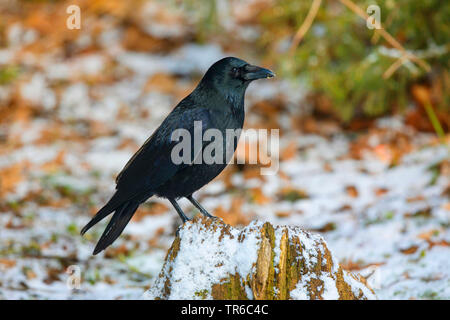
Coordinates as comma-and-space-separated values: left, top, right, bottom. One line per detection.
144, 216, 376, 300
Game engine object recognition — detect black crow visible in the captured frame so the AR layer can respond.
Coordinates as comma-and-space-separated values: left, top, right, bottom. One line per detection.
81, 57, 275, 254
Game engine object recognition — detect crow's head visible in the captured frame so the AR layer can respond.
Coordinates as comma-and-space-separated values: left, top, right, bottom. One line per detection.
201, 57, 275, 92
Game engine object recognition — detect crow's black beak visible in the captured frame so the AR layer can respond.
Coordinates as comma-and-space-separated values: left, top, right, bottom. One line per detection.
242, 64, 275, 81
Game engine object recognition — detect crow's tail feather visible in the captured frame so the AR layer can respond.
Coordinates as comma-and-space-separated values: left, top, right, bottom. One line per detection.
80, 192, 124, 236
92, 201, 140, 255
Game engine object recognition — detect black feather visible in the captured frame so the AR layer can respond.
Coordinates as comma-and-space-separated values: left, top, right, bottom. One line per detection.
92, 201, 140, 255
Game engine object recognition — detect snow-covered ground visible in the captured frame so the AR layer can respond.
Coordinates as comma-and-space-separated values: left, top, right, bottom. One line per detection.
1, 113, 448, 299
0, 1, 449, 300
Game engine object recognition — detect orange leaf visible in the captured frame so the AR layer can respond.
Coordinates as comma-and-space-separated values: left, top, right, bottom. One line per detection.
0, 161, 28, 196
0, 259, 16, 269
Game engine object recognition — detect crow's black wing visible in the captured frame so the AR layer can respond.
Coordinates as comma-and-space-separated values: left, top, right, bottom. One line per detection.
115, 105, 212, 192
81, 104, 212, 234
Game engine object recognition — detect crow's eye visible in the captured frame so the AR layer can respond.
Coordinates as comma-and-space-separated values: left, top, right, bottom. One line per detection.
231, 67, 240, 79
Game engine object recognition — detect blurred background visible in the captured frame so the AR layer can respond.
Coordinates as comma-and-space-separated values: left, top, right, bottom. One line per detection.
0, 0, 449, 299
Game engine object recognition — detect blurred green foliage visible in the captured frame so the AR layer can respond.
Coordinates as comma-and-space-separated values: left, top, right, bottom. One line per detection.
257, 0, 449, 121
0, 65, 19, 85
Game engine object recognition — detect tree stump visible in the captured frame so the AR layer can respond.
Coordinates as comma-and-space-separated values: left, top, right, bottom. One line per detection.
144, 215, 376, 300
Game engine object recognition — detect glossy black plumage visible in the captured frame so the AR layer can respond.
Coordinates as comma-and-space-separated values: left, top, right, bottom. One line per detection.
80, 57, 274, 254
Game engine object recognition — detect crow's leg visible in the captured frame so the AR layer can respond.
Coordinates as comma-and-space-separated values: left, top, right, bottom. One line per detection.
186, 195, 215, 219
168, 198, 190, 223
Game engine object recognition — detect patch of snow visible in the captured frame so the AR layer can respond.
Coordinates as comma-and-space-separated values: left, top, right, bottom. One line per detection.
21, 73, 56, 110
59, 83, 91, 120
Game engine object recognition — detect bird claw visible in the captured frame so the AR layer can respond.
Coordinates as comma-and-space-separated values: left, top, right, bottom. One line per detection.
199, 210, 216, 220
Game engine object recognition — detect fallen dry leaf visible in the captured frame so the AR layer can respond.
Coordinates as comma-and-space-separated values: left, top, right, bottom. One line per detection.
250, 187, 271, 205
0, 259, 17, 269
213, 197, 249, 226
275, 211, 290, 218
133, 202, 169, 222
346, 185, 359, 198
0, 161, 29, 197
400, 246, 419, 255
